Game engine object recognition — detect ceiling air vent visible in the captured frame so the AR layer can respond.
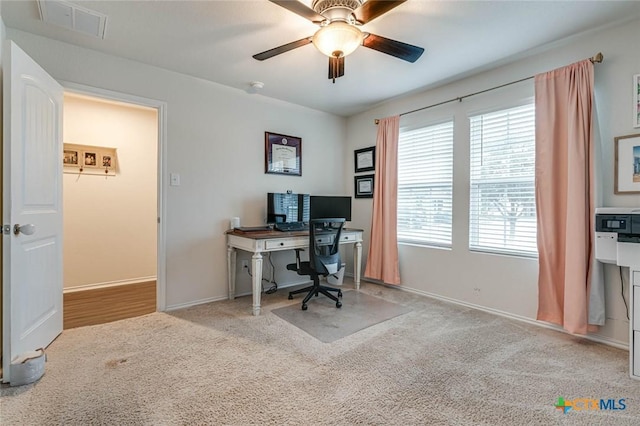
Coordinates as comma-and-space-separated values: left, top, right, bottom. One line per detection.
37, 0, 108, 39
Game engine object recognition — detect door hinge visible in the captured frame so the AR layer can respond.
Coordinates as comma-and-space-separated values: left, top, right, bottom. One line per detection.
3, 224, 11, 235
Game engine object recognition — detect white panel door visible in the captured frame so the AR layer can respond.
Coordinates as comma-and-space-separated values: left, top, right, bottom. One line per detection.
2, 41, 63, 384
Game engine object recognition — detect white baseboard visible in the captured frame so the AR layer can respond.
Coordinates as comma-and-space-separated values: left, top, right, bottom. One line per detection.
165, 295, 227, 311
64, 276, 157, 293
166, 279, 315, 311
390, 283, 629, 351
233, 279, 314, 298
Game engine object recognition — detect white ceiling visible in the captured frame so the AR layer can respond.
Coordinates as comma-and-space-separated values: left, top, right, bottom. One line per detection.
3, 0, 640, 117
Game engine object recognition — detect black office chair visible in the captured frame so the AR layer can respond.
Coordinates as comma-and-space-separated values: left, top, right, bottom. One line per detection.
287, 218, 345, 310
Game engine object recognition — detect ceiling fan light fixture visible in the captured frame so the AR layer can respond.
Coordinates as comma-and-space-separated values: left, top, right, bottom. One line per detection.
312, 22, 363, 58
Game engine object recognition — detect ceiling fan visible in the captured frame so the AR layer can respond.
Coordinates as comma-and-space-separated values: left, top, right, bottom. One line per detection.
253, 0, 424, 82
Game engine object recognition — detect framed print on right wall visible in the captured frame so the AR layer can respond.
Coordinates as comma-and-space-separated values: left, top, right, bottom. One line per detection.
634, 74, 640, 128
614, 133, 640, 194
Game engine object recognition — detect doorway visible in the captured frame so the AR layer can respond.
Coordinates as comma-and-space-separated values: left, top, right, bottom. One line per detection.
61, 87, 167, 328
2, 42, 167, 383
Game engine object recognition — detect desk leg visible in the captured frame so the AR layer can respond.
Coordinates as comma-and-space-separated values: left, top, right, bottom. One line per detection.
354, 241, 362, 290
252, 252, 264, 316
227, 246, 236, 300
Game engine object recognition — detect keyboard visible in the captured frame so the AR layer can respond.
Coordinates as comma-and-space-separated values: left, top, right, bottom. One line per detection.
274, 222, 308, 232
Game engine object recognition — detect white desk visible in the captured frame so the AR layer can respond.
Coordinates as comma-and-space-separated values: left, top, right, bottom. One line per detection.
226, 228, 363, 315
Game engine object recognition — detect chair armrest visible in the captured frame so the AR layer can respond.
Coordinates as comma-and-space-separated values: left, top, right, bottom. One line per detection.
286, 248, 305, 271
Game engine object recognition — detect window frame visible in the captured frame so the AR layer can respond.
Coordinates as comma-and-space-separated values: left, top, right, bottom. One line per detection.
467, 101, 538, 258
397, 118, 455, 249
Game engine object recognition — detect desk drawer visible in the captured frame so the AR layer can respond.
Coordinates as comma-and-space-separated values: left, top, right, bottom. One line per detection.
315, 235, 335, 245
341, 233, 358, 242
265, 239, 301, 250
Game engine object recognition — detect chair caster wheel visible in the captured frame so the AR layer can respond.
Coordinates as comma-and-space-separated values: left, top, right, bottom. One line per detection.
302, 304, 308, 311
338, 291, 342, 298
288, 294, 293, 300
336, 301, 342, 308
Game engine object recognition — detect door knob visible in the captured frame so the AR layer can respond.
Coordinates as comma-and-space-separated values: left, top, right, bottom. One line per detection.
13, 223, 36, 236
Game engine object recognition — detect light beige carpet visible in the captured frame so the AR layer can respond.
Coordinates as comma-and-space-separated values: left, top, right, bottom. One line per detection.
1, 280, 638, 425
272, 290, 412, 342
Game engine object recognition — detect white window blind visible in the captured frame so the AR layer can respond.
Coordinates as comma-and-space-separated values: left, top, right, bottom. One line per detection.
398, 121, 454, 246
469, 103, 537, 256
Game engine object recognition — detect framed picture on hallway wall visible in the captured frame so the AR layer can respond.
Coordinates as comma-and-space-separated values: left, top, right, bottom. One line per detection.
63, 143, 117, 176
63, 148, 79, 166
614, 133, 640, 194
634, 74, 640, 128
83, 151, 98, 168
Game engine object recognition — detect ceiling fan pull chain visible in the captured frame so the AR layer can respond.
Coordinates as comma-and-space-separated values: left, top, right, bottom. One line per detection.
332, 56, 337, 83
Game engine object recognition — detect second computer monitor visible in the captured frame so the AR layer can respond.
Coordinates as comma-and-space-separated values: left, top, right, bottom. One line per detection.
310, 196, 352, 221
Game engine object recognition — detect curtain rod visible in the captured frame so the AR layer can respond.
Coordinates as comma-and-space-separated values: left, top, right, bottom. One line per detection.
374, 52, 604, 124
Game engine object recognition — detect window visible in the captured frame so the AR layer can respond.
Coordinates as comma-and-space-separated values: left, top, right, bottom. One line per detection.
397, 121, 454, 246
469, 103, 536, 256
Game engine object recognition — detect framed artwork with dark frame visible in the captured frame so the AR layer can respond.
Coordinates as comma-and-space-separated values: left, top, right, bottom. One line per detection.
265, 132, 302, 176
614, 133, 640, 194
634, 74, 640, 128
354, 174, 375, 198
354, 146, 375, 173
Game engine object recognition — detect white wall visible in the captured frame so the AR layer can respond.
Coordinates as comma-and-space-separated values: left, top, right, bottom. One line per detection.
4, 29, 347, 308
63, 94, 158, 289
346, 18, 640, 346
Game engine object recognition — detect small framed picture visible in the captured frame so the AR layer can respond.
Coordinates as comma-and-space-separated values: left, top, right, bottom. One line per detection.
354, 146, 375, 173
102, 154, 113, 168
634, 74, 640, 128
614, 133, 640, 194
265, 131, 302, 176
63, 149, 78, 165
354, 174, 375, 198
83, 151, 98, 167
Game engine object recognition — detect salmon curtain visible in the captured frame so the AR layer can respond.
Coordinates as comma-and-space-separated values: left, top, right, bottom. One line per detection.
535, 60, 595, 335
364, 116, 401, 285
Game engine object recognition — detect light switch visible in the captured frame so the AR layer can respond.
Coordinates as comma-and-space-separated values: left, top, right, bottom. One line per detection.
170, 173, 180, 186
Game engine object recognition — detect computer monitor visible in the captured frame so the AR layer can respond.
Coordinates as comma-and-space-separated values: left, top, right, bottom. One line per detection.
310, 196, 352, 221
267, 193, 310, 223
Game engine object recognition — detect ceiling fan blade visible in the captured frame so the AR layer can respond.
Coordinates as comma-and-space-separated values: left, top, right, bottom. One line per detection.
353, 0, 406, 24
268, 0, 326, 23
328, 56, 345, 83
362, 33, 424, 63
253, 37, 313, 61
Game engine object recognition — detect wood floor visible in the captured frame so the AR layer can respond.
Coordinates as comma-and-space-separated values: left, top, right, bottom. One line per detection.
63, 281, 156, 329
